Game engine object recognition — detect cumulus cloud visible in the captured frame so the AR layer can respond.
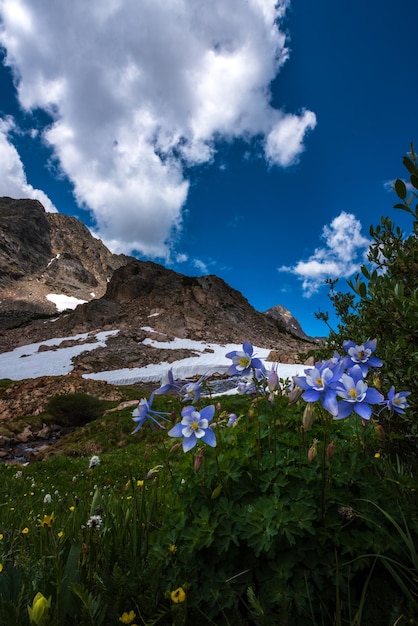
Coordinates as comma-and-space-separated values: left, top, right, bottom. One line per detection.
279, 212, 370, 296
0, 0, 315, 257
0, 116, 57, 211
264, 110, 317, 166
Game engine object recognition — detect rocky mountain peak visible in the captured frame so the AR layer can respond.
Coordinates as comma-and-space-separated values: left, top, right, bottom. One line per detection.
264, 304, 312, 341
0, 196, 131, 330
0, 197, 317, 375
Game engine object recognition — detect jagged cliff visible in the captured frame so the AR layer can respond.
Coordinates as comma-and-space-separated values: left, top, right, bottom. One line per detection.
0, 197, 131, 329
0, 197, 316, 373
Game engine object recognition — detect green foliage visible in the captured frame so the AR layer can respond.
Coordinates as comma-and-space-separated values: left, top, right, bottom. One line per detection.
316, 143, 418, 443
139, 392, 416, 624
0, 384, 417, 624
45, 393, 105, 427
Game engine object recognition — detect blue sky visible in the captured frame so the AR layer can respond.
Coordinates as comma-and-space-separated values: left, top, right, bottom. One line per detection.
0, 0, 417, 338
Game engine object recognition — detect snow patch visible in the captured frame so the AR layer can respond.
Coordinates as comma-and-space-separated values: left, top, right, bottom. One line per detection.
84, 338, 303, 386
0, 326, 303, 387
46, 294, 87, 312
0, 330, 119, 380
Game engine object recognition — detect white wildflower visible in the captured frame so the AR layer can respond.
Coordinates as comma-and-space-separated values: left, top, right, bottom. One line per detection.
88, 455, 101, 469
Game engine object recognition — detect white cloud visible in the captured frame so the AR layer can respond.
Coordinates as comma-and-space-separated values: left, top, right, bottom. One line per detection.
264, 110, 317, 167
193, 259, 209, 274
0, 117, 57, 211
279, 212, 370, 296
0, 0, 315, 257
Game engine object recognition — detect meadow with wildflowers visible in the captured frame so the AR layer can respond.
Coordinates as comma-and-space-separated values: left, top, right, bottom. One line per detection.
0, 147, 417, 625
0, 336, 416, 625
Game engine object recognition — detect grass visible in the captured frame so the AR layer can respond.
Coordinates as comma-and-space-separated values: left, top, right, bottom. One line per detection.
0, 378, 417, 625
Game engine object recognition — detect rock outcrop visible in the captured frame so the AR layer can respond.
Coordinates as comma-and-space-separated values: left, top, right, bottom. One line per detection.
264, 304, 315, 342
0, 197, 317, 375
0, 197, 131, 329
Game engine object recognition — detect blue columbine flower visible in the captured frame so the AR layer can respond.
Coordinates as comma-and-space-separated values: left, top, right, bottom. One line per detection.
132, 392, 170, 432
225, 341, 265, 376
236, 368, 266, 395
180, 373, 208, 403
293, 358, 345, 417
342, 339, 383, 375
383, 386, 410, 414
227, 413, 238, 427
335, 364, 384, 420
154, 369, 183, 396
168, 405, 216, 452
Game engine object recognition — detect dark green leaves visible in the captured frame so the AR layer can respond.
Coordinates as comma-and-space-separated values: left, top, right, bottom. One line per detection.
394, 178, 407, 200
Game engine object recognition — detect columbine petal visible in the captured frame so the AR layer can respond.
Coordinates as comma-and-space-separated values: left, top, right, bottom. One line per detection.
250, 357, 265, 372
200, 405, 215, 422
292, 375, 311, 391
201, 428, 217, 447
302, 389, 321, 403
365, 388, 384, 404
334, 401, 354, 420
182, 435, 197, 452
322, 391, 339, 417
168, 423, 185, 438
242, 340, 253, 356
354, 403, 372, 420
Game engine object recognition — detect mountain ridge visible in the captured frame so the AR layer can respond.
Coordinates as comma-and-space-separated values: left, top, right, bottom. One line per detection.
0, 197, 317, 374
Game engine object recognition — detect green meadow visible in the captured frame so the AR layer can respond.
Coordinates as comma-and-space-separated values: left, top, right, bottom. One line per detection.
0, 146, 417, 625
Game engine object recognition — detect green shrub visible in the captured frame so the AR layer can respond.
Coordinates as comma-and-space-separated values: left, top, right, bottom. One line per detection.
46, 392, 104, 427
315, 143, 418, 445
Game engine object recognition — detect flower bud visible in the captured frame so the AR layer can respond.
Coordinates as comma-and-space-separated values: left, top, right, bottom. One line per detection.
326, 440, 336, 459
267, 369, 279, 393
372, 373, 382, 390
169, 443, 182, 454
28, 592, 51, 625
194, 449, 204, 473
375, 424, 385, 440
288, 385, 303, 405
227, 413, 237, 427
216, 402, 222, 411
146, 465, 163, 480
302, 403, 316, 432
308, 439, 318, 463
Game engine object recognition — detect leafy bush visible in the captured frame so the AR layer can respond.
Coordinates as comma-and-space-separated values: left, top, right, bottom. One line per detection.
46, 392, 104, 426
316, 143, 418, 442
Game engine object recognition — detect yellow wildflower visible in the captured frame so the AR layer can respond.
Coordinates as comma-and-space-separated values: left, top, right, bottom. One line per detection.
0, 534, 3, 540
21, 527, 29, 535
28, 592, 51, 625
40, 513, 54, 528
119, 610, 136, 624
137, 480, 144, 487
0, 563, 3, 573
171, 587, 186, 604
169, 544, 177, 554
57, 531, 64, 538
374, 452, 381, 459
69, 506, 75, 512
